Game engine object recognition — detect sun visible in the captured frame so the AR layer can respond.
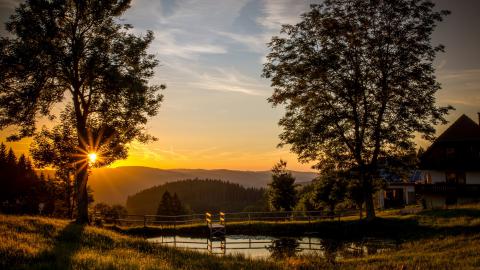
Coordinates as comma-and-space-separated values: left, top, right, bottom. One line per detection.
88, 153, 98, 164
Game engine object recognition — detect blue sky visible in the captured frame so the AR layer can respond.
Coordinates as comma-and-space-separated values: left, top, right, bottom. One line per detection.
1, 0, 479, 170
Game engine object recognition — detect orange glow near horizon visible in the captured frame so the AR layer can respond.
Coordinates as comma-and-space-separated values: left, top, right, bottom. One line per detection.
0, 111, 475, 173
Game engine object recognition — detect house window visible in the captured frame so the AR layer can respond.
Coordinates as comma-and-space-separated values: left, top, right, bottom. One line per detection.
445, 171, 466, 184
425, 172, 432, 184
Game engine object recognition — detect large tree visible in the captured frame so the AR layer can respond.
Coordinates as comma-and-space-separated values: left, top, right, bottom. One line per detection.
268, 160, 297, 211
30, 109, 79, 218
263, 0, 451, 219
0, 0, 164, 223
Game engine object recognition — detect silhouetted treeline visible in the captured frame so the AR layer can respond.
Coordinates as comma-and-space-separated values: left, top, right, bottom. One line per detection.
127, 179, 267, 215
156, 191, 187, 216
0, 143, 50, 214
0, 143, 93, 217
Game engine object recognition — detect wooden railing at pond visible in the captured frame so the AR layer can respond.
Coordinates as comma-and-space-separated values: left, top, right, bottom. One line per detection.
95, 209, 360, 227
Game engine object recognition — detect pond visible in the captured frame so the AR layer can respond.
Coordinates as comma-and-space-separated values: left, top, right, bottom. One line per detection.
148, 235, 397, 260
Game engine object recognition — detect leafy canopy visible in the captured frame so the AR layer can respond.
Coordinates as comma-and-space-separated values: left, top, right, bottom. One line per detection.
263, 0, 452, 171
268, 160, 297, 211
0, 0, 164, 157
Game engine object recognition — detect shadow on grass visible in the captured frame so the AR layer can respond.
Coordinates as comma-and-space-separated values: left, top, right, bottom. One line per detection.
33, 222, 86, 269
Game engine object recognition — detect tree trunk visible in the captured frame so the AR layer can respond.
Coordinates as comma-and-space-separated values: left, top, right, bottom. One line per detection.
364, 192, 375, 220
66, 176, 72, 219
358, 202, 363, 220
76, 164, 89, 224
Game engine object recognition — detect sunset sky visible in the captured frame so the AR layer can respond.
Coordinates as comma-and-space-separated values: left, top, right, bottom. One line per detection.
1, 0, 479, 171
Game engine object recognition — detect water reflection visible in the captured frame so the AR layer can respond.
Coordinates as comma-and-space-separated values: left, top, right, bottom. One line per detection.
267, 238, 301, 259
148, 235, 396, 260
321, 238, 344, 264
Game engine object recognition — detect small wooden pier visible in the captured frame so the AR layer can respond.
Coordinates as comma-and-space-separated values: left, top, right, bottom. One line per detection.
205, 212, 226, 254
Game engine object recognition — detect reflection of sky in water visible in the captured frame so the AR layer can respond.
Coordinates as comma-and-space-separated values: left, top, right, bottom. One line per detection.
148, 235, 339, 259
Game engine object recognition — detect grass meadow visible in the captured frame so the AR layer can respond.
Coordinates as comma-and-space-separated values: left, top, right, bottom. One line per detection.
2, 204, 480, 269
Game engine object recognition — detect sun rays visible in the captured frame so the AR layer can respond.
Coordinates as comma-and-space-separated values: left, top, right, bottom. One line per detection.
88, 152, 98, 164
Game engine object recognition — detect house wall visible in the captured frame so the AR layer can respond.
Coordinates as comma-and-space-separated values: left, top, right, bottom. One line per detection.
423, 170, 480, 184
377, 185, 416, 209
466, 172, 480, 184
405, 186, 416, 204
424, 170, 445, 183
376, 191, 384, 209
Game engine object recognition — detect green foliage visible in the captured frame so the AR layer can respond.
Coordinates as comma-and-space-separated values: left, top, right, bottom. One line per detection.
262, 0, 452, 219
311, 170, 347, 215
93, 203, 127, 219
127, 179, 266, 215
294, 184, 318, 212
268, 160, 297, 211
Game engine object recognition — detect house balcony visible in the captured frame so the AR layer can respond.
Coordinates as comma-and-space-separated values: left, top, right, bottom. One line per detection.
416, 183, 480, 197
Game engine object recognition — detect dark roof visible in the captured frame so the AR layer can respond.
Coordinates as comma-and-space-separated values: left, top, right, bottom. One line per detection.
420, 114, 480, 171
435, 114, 480, 142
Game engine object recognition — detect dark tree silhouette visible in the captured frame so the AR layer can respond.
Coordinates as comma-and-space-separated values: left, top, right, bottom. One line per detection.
311, 170, 347, 216
30, 109, 86, 218
0, 144, 47, 214
156, 191, 174, 216
268, 160, 297, 211
263, 0, 452, 219
0, 0, 164, 223
172, 193, 186, 215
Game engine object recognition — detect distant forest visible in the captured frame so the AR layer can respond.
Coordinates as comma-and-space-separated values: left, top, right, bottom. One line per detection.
0, 143, 77, 216
126, 179, 267, 215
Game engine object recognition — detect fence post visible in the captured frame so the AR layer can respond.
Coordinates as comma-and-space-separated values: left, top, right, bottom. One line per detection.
308, 215, 311, 225
143, 216, 147, 228
248, 213, 251, 224
174, 216, 177, 231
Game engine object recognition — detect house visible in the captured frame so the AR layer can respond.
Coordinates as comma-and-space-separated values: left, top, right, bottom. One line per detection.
376, 159, 418, 209
417, 114, 480, 208
377, 182, 416, 209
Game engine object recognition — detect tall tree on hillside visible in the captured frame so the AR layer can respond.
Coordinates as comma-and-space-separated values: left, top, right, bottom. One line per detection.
172, 193, 186, 215
3, 149, 17, 203
0, 143, 8, 203
0, 0, 164, 223
268, 160, 297, 211
156, 191, 174, 216
0, 147, 46, 214
263, 0, 452, 219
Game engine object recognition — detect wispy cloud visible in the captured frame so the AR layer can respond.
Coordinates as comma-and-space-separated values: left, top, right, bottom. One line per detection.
151, 30, 227, 60
189, 67, 269, 96
436, 69, 480, 107
258, 0, 310, 30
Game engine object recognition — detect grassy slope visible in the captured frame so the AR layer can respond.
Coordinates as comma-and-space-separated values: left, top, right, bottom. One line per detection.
0, 215, 282, 270
2, 205, 480, 269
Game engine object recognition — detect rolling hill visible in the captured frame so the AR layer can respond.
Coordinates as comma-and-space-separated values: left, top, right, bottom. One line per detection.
126, 179, 266, 215
88, 166, 317, 205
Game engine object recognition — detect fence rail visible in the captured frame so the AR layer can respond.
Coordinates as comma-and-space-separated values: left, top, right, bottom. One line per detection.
95, 209, 360, 227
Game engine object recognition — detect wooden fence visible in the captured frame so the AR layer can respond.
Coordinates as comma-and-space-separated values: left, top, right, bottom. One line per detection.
95, 209, 360, 227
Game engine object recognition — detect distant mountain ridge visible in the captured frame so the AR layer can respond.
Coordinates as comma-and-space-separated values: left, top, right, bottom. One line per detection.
88, 166, 317, 205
